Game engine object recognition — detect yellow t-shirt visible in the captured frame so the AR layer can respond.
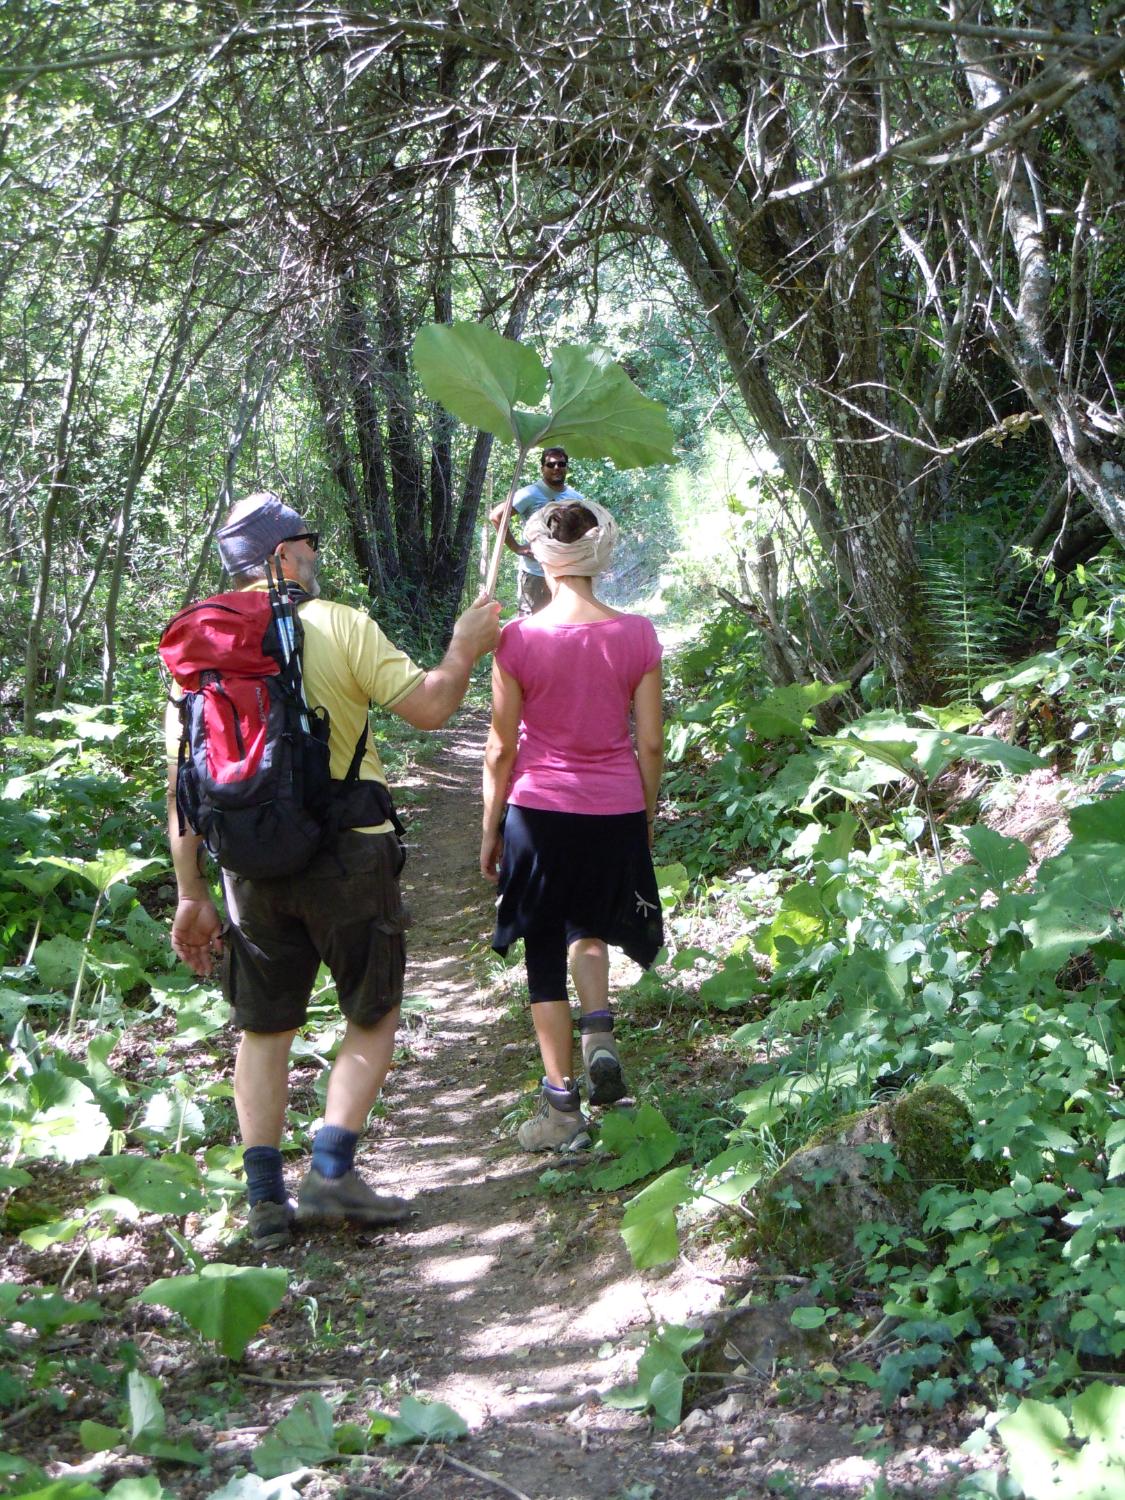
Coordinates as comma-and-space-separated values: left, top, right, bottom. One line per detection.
297, 596, 424, 785
164, 589, 425, 833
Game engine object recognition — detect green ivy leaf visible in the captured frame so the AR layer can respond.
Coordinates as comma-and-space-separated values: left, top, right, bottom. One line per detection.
377, 1395, 468, 1446
138, 1263, 288, 1360
591, 1105, 679, 1191
791, 1305, 829, 1329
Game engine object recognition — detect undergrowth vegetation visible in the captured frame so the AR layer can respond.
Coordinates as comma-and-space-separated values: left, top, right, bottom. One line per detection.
0, 663, 468, 1499
590, 557, 1125, 1493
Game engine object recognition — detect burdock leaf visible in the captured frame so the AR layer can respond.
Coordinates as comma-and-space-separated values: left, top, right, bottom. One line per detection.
413, 323, 546, 442
138, 1263, 287, 1360
542, 344, 675, 467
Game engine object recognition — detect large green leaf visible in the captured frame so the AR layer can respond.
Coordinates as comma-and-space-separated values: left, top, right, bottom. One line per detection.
744, 681, 849, 741
32, 935, 86, 991
603, 1323, 704, 1430
620, 1165, 693, 1269
413, 324, 674, 468
1023, 842, 1125, 973
998, 1385, 1125, 1499
821, 716, 1045, 784
7, 1291, 101, 1335
138, 1263, 288, 1359
413, 323, 547, 442
538, 344, 676, 467
959, 824, 1031, 889
591, 1104, 679, 1191
14, 1074, 110, 1164
378, 1395, 468, 1447
22, 851, 163, 896
1070, 791, 1125, 846
91, 1153, 206, 1215
254, 1393, 338, 1477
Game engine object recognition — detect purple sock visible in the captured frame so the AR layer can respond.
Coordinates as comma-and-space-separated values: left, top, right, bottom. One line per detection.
579, 1009, 613, 1034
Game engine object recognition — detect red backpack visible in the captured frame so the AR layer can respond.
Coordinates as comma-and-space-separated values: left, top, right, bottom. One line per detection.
159, 563, 341, 880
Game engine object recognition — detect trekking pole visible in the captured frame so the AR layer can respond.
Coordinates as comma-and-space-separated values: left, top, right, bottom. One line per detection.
268, 557, 312, 732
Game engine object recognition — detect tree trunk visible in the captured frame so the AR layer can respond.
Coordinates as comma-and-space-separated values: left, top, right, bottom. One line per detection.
953, 2, 1125, 544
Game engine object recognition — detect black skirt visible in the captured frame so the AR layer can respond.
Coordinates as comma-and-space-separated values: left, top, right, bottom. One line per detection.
492, 804, 664, 970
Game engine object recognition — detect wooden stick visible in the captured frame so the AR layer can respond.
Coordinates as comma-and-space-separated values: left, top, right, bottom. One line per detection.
484, 488, 516, 600
441, 1452, 534, 1500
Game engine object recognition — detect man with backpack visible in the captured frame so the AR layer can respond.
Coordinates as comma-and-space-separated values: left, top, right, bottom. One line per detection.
163, 491, 499, 1250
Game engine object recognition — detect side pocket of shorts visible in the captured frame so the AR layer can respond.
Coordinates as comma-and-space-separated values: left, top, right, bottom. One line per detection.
217, 924, 235, 1009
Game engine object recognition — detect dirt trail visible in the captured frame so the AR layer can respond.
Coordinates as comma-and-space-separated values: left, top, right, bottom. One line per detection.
302, 717, 974, 1499
337, 715, 734, 1497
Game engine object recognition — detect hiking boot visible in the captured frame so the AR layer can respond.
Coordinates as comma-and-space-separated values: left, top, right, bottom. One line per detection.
517, 1078, 591, 1153
295, 1167, 412, 1228
248, 1198, 293, 1251
580, 1021, 629, 1107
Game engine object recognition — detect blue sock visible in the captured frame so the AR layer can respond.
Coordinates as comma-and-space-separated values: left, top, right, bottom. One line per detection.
244, 1146, 286, 1206
311, 1125, 358, 1180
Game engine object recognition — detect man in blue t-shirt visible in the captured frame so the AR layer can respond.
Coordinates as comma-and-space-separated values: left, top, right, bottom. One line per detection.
490, 447, 585, 615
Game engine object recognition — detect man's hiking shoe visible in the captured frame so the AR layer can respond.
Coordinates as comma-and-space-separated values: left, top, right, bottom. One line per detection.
295, 1167, 412, 1228
248, 1198, 293, 1251
581, 1024, 629, 1107
518, 1078, 591, 1154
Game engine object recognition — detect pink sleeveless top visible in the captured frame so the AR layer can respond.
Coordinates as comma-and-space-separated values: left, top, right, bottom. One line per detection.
495, 613, 662, 815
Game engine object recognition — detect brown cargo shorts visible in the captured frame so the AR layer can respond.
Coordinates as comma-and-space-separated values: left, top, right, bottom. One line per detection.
219, 830, 410, 1033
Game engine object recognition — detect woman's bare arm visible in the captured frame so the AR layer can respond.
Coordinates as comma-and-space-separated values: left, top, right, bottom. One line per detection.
632, 665, 664, 839
481, 659, 523, 882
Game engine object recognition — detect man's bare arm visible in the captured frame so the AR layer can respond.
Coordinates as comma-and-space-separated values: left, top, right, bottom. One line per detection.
488, 500, 530, 556
391, 594, 501, 730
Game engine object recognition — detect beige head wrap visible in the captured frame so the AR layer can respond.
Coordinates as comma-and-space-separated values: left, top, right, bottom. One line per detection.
524, 499, 619, 578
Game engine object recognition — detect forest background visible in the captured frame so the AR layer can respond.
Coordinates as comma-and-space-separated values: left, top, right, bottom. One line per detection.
2, 2, 1125, 1497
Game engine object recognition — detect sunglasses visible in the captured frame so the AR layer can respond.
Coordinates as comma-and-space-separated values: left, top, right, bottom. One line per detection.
542, 459, 568, 469
281, 532, 319, 551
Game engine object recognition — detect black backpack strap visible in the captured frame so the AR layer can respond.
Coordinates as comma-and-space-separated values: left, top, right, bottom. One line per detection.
345, 722, 368, 783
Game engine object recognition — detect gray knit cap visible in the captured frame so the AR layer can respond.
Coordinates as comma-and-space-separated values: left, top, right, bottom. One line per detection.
216, 492, 305, 574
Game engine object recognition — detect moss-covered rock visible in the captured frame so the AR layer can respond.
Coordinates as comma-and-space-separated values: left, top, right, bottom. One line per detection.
754, 1084, 974, 1271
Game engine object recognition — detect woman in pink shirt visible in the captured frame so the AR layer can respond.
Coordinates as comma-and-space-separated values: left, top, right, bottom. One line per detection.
481, 500, 664, 1152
